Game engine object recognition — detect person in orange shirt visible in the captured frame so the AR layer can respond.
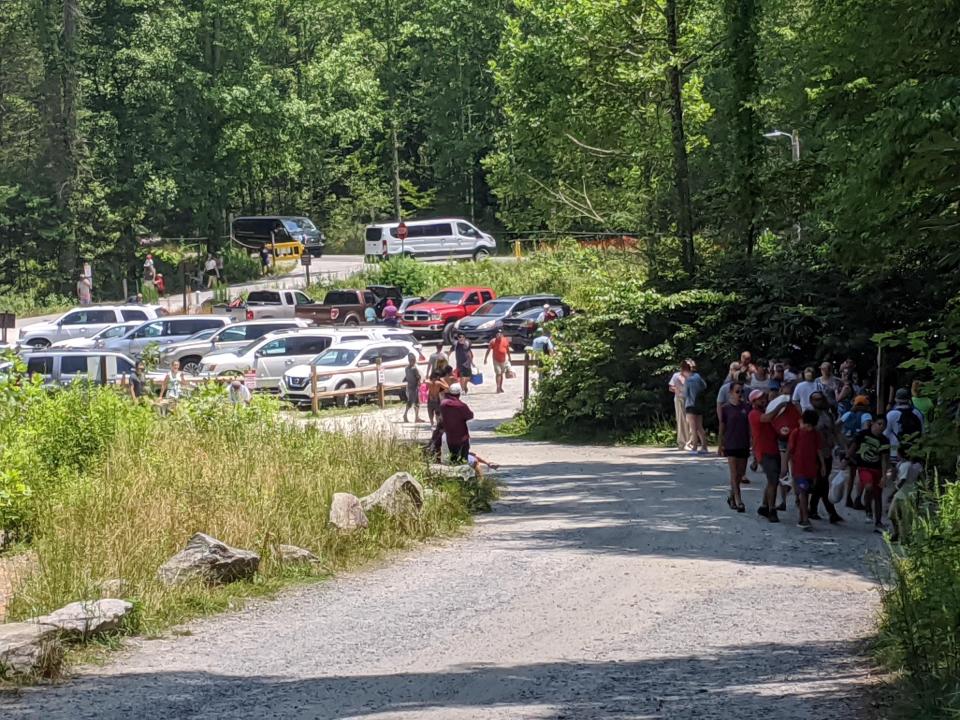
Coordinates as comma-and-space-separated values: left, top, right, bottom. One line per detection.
484, 328, 513, 394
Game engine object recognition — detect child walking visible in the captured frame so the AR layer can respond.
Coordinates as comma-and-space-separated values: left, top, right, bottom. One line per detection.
403, 354, 422, 424
849, 417, 889, 533
788, 410, 825, 531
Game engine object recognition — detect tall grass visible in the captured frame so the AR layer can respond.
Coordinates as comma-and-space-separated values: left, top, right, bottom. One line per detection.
4, 386, 474, 634
877, 477, 960, 718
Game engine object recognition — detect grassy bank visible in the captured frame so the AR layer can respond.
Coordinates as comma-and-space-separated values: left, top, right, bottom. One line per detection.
1, 374, 479, 640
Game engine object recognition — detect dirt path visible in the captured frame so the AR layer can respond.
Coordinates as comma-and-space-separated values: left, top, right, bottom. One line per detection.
2, 363, 884, 718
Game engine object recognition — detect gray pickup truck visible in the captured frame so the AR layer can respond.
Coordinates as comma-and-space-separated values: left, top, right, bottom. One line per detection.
217, 289, 315, 321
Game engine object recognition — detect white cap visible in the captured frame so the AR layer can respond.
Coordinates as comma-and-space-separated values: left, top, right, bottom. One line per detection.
447, 384, 462, 396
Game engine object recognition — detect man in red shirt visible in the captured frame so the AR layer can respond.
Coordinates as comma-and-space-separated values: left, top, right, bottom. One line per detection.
439, 384, 474, 463
484, 328, 513, 394
787, 410, 826, 530
748, 390, 781, 523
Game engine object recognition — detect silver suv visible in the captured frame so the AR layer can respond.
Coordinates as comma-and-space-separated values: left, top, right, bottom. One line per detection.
17, 305, 164, 349
21, 350, 137, 386
158, 318, 310, 375
102, 315, 233, 358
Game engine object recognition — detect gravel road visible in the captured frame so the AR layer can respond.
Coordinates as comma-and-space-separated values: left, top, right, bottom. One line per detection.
2, 365, 884, 719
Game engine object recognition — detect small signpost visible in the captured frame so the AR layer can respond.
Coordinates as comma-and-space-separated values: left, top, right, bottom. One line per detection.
0, 312, 15, 345
244, 370, 257, 391
397, 221, 408, 255
301, 252, 312, 286
376, 357, 386, 408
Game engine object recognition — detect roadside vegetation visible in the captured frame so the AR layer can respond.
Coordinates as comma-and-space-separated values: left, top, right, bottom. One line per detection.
0, 367, 478, 641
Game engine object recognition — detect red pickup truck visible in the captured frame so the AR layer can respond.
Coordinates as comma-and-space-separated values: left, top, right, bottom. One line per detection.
401, 286, 495, 343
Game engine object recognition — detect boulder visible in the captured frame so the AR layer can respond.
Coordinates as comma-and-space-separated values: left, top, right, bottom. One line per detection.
429, 463, 477, 482
28, 599, 133, 638
157, 533, 260, 586
361, 472, 424, 516
278, 544, 320, 564
0, 622, 62, 677
329, 493, 368, 531
99, 578, 130, 598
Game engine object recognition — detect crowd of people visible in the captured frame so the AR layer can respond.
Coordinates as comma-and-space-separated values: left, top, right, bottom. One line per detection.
670, 352, 929, 537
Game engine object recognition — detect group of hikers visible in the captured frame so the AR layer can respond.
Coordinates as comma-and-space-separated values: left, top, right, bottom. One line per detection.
671, 352, 928, 538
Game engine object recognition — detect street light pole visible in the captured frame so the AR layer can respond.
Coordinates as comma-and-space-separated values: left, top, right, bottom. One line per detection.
763, 129, 802, 241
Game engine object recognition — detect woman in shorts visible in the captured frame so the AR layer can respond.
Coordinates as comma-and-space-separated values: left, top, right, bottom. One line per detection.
718, 382, 751, 512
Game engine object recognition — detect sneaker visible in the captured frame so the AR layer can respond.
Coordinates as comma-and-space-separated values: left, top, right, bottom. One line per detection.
845, 498, 855, 509
853, 498, 865, 510
874, 523, 887, 535
829, 514, 844, 524
768, 511, 780, 524
757, 506, 769, 518
808, 512, 823, 521
776, 502, 787, 512
865, 507, 873, 520
798, 520, 812, 531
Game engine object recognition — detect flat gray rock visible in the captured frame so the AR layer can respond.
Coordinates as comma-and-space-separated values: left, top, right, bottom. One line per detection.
428, 463, 477, 482
0, 622, 61, 677
157, 533, 259, 586
329, 493, 368, 531
360, 472, 424, 515
28, 599, 133, 638
277, 545, 319, 564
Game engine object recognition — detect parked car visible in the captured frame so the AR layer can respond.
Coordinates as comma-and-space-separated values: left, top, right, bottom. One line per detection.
399, 296, 425, 314
454, 295, 565, 344
280, 339, 420, 408
48, 321, 142, 350
401, 286, 495, 342
232, 216, 325, 257
158, 319, 310, 374
294, 285, 403, 326
102, 315, 233, 358
217, 289, 315, 321
17, 305, 164, 349
21, 350, 137, 387
501, 302, 572, 350
363, 218, 496, 262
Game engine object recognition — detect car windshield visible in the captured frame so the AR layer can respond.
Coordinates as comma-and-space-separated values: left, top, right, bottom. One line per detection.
238, 339, 265, 356
186, 328, 218, 341
283, 218, 316, 231
473, 301, 515, 316
428, 291, 465, 304
311, 348, 360, 366
94, 324, 131, 339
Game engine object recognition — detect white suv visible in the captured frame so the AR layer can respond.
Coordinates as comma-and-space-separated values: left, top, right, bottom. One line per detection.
281, 339, 420, 407
18, 305, 164, 349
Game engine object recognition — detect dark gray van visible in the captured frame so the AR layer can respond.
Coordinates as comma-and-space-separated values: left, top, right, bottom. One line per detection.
232, 216, 325, 257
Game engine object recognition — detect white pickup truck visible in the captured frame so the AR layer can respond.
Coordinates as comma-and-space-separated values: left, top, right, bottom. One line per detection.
217, 289, 315, 321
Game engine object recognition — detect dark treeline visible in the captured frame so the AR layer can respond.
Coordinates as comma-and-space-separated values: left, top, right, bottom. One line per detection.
0, 0, 958, 308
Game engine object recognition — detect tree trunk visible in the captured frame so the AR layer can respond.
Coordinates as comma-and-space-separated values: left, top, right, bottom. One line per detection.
665, 0, 696, 275
392, 122, 401, 221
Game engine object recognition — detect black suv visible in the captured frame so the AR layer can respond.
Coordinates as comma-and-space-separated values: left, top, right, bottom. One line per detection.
454, 295, 564, 343
232, 216, 325, 257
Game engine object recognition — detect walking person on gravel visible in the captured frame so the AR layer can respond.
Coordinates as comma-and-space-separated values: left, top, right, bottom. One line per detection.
788, 410, 825, 531
669, 361, 691, 450
453, 333, 473, 395
440, 384, 474, 463
426, 370, 448, 427
484, 328, 512, 394
809, 391, 843, 523
683, 361, 709, 454
427, 343, 447, 377
403, 353, 422, 424
849, 417, 889, 532
749, 389, 781, 523
718, 381, 751, 512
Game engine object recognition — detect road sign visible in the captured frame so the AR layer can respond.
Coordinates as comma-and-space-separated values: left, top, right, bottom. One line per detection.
244, 370, 257, 390
301, 253, 312, 267
377, 367, 385, 385
397, 222, 408, 241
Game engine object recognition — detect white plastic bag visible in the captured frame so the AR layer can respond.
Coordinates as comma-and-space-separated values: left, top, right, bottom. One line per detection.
828, 469, 846, 504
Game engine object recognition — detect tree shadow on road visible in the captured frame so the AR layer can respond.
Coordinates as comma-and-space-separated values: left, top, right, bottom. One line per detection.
3, 640, 876, 719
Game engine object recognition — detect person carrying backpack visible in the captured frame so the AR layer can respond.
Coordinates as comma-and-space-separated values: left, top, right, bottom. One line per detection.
840, 395, 872, 441
885, 387, 925, 463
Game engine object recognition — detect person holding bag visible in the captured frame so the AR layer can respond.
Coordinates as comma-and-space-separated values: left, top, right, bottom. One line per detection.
484, 328, 513, 394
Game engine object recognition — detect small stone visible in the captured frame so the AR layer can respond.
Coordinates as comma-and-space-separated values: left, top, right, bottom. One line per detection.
0, 622, 62, 677
28, 599, 133, 638
278, 544, 319, 564
360, 472, 424, 516
157, 532, 260, 586
329, 493, 369, 531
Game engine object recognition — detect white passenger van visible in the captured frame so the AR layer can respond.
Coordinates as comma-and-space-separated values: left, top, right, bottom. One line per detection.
364, 218, 496, 262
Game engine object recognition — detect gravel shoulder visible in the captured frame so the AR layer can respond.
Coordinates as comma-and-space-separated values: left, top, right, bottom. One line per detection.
2, 363, 884, 718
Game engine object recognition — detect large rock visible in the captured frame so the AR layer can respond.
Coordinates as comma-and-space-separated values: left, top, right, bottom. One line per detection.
0, 622, 62, 677
28, 599, 133, 639
361, 472, 424, 516
157, 533, 260, 586
429, 463, 477, 482
329, 493, 368, 531
278, 544, 320, 564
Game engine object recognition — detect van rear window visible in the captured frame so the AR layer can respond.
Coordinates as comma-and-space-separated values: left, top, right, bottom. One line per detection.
365, 227, 382, 242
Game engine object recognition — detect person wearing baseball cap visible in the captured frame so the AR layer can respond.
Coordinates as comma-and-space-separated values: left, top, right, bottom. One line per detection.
749, 388, 781, 522
439, 383, 473, 463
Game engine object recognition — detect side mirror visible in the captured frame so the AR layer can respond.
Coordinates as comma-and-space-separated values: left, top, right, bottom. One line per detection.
357, 359, 371, 368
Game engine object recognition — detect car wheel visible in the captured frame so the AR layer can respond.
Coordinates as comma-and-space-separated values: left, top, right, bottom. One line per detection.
334, 380, 355, 408
344, 316, 360, 326
442, 323, 456, 345
28, 338, 51, 349
180, 357, 202, 376
473, 248, 490, 261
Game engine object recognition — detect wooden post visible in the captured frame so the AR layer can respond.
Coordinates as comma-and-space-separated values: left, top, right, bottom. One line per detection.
376, 357, 385, 409
523, 350, 530, 410
181, 262, 188, 313
311, 364, 319, 415
99, 354, 108, 387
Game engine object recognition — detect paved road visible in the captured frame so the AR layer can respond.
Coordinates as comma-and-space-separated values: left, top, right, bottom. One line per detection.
2, 367, 882, 719
12, 255, 367, 330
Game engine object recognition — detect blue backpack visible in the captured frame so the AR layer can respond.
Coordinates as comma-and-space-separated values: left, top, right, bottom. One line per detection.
842, 410, 866, 438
